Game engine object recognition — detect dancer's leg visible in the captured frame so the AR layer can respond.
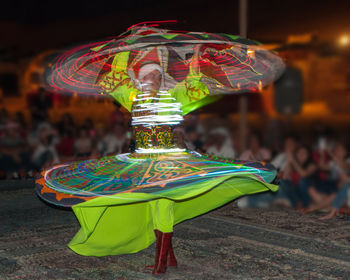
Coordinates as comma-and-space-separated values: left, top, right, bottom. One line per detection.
146, 229, 177, 271
145, 229, 161, 269
153, 232, 172, 274
168, 233, 177, 267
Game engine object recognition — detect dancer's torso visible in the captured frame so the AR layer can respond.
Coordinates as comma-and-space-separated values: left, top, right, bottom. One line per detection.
131, 90, 183, 152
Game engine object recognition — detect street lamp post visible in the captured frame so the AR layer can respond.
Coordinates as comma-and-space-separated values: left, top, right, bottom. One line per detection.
239, 0, 248, 153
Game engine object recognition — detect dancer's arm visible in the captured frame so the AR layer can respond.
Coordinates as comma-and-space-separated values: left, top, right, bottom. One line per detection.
171, 45, 210, 115
98, 52, 138, 112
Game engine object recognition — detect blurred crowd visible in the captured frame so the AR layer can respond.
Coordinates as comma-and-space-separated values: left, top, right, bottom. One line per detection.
237, 132, 350, 220
0, 89, 349, 220
0, 110, 130, 180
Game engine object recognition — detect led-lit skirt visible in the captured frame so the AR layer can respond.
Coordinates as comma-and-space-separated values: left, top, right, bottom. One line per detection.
36, 151, 277, 256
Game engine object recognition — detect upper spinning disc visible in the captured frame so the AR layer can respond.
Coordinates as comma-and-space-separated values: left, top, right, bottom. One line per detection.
46, 25, 285, 97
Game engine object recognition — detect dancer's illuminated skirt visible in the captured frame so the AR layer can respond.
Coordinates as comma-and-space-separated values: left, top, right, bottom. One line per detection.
36, 151, 277, 256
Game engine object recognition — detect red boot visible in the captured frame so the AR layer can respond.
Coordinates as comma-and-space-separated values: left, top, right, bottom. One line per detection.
146, 230, 178, 274
168, 235, 177, 267
146, 229, 177, 274
145, 229, 161, 270
153, 232, 172, 274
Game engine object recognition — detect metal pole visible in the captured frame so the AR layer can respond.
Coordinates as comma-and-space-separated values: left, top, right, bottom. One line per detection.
238, 0, 248, 153
239, 0, 247, 38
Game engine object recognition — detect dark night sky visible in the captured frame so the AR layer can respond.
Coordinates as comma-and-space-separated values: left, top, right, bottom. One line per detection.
1, 0, 350, 57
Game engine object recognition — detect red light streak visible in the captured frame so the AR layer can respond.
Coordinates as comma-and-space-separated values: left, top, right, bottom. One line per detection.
127, 20, 178, 30
45, 25, 284, 96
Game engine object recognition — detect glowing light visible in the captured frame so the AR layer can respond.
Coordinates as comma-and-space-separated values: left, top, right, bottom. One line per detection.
132, 113, 183, 126
247, 49, 255, 58
127, 20, 178, 30
135, 148, 186, 154
339, 35, 350, 46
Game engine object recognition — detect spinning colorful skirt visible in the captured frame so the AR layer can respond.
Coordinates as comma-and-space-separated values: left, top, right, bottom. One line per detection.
36, 23, 284, 274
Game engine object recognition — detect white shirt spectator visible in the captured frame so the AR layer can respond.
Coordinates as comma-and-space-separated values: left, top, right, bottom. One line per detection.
271, 153, 287, 171
103, 134, 125, 155
206, 127, 235, 159
240, 148, 271, 161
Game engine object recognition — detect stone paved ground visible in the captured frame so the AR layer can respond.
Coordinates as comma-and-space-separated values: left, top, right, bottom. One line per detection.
0, 188, 349, 279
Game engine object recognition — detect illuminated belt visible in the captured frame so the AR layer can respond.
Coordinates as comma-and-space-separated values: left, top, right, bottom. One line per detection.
136, 147, 186, 154
131, 93, 184, 126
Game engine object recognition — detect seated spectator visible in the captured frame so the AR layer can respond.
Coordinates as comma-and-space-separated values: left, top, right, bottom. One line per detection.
56, 128, 75, 160
109, 102, 124, 127
173, 127, 187, 149
31, 123, 60, 170
0, 121, 31, 178
305, 142, 350, 216
271, 134, 298, 173
30, 87, 53, 128
297, 136, 332, 208
319, 173, 350, 220
205, 127, 235, 159
14, 111, 27, 137
56, 113, 75, 135
95, 123, 107, 156
287, 145, 317, 207
0, 108, 9, 138
238, 143, 316, 209
240, 131, 271, 161
102, 124, 126, 155
184, 126, 203, 151
183, 114, 205, 136
237, 136, 295, 208
83, 117, 96, 138
74, 127, 93, 158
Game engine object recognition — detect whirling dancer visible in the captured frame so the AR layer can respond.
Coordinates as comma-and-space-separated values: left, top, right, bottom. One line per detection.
36, 23, 284, 274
